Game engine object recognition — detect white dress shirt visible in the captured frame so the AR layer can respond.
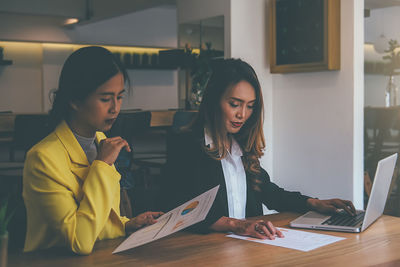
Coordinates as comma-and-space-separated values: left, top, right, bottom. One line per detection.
205, 129, 247, 219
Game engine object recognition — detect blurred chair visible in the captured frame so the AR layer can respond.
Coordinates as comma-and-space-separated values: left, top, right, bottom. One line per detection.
0, 167, 26, 252
105, 111, 152, 146
364, 106, 400, 216
105, 111, 157, 186
113, 149, 134, 218
365, 107, 400, 170
3, 114, 51, 248
10, 114, 52, 162
170, 110, 197, 132
106, 111, 153, 216
133, 111, 196, 169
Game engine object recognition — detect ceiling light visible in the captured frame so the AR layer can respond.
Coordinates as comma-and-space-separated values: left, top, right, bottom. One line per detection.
64, 18, 79, 26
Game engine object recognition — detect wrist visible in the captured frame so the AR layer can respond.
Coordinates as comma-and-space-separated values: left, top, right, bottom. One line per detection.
306, 198, 318, 209
95, 157, 112, 166
125, 218, 137, 233
211, 216, 239, 232
226, 217, 241, 232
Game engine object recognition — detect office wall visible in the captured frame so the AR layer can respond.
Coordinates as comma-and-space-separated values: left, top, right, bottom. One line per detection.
229, 0, 274, 173
0, 42, 43, 113
177, 0, 231, 57
271, 0, 364, 208
0, 7, 178, 112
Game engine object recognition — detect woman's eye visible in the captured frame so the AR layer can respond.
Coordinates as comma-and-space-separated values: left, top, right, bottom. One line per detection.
117, 96, 124, 100
100, 98, 111, 102
248, 105, 255, 109
229, 102, 239, 108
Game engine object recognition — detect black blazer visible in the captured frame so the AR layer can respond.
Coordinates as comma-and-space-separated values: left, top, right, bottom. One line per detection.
158, 128, 311, 233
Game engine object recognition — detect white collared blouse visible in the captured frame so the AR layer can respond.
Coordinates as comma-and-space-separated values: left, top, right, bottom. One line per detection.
204, 129, 247, 219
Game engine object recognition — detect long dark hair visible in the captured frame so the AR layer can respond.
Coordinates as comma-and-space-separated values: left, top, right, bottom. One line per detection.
49, 46, 129, 129
193, 58, 265, 191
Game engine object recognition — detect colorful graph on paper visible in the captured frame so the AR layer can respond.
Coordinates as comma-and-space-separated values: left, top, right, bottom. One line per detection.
181, 201, 199, 215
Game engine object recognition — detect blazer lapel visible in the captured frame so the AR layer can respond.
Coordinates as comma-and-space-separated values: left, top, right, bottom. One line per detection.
244, 169, 263, 217
55, 121, 89, 166
207, 155, 229, 209
197, 127, 262, 218
194, 131, 229, 217
54, 121, 108, 181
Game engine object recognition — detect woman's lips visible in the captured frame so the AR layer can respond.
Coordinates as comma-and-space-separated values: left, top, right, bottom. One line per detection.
231, 121, 243, 128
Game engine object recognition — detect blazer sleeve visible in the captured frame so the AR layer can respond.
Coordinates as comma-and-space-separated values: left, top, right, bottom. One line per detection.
186, 186, 229, 234
23, 149, 123, 255
257, 168, 311, 213
160, 131, 227, 234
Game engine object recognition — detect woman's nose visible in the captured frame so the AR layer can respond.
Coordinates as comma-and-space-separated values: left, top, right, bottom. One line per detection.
236, 107, 245, 119
110, 98, 120, 114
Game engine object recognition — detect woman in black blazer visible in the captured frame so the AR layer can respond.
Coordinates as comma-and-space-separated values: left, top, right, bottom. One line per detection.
160, 58, 355, 240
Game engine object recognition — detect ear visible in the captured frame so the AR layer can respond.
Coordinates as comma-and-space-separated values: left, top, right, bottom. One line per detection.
69, 101, 80, 112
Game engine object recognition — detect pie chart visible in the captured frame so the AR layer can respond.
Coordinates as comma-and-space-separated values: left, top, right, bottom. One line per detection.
181, 201, 199, 215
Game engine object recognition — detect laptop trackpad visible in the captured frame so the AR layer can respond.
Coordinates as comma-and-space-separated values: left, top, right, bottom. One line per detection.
292, 211, 331, 224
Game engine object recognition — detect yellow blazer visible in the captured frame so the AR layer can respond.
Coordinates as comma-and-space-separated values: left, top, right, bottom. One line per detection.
23, 121, 129, 255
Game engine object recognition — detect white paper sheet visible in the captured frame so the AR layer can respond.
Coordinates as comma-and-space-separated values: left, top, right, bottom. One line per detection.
227, 227, 345, 252
113, 185, 219, 253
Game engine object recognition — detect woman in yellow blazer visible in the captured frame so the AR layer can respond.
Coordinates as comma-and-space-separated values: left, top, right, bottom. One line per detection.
23, 46, 162, 255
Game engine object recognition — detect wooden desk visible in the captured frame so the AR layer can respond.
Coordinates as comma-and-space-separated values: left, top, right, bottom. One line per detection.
8, 212, 400, 266
150, 110, 177, 127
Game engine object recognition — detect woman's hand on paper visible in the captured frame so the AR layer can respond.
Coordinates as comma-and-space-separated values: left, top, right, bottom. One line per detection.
211, 217, 284, 240
232, 219, 284, 240
125, 211, 164, 232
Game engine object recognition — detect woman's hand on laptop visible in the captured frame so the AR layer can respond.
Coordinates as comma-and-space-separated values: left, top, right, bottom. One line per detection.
307, 198, 356, 216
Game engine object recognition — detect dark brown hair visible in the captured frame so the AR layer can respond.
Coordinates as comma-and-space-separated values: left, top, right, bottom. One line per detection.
49, 46, 129, 129
193, 58, 265, 191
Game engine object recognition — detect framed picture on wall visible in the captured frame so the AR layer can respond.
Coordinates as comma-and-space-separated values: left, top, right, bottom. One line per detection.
269, 0, 340, 73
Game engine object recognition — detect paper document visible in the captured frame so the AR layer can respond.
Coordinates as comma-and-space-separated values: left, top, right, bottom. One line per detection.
113, 185, 219, 253
227, 227, 345, 252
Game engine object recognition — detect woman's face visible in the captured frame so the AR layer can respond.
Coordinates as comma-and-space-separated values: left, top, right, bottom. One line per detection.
72, 72, 125, 137
220, 80, 256, 134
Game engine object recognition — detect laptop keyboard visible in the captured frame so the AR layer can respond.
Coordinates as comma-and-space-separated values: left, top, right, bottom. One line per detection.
322, 211, 365, 227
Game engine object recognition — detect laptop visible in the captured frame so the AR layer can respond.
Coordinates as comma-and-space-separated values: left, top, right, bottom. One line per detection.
290, 153, 397, 233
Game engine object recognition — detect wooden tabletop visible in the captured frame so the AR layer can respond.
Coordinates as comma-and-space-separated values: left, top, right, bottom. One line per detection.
8, 212, 400, 266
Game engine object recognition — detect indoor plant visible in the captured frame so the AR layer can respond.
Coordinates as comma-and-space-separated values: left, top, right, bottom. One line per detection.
184, 42, 223, 109
383, 39, 400, 107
